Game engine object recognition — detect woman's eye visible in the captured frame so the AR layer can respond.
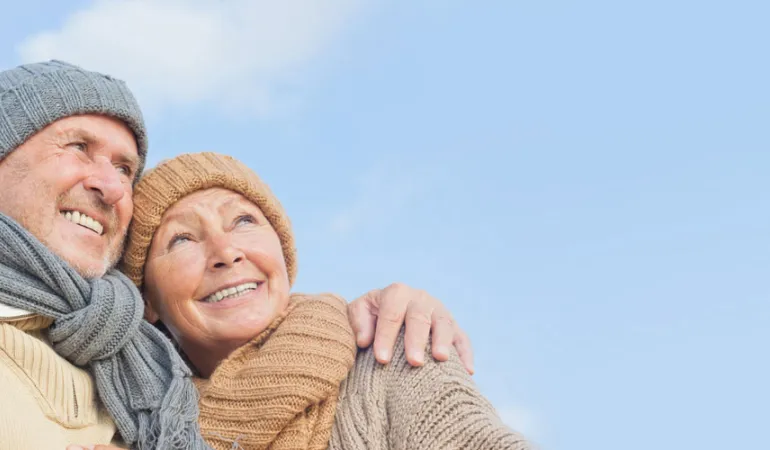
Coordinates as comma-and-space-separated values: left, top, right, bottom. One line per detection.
235, 214, 257, 226
168, 233, 192, 249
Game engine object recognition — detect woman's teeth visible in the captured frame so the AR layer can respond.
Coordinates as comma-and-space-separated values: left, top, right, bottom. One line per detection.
62, 211, 104, 235
203, 282, 260, 303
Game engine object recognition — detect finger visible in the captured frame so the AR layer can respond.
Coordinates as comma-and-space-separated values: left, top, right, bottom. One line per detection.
430, 306, 455, 362
454, 327, 475, 375
372, 283, 411, 364
348, 289, 380, 348
402, 291, 434, 366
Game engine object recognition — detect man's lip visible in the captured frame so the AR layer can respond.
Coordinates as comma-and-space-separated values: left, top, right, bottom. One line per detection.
58, 207, 109, 234
197, 279, 265, 302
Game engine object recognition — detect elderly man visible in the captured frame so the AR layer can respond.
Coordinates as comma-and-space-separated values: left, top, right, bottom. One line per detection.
0, 61, 471, 449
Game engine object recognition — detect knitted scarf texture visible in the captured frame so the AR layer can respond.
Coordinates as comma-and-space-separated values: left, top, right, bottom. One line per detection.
0, 213, 209, 450
196, 293, 356, 450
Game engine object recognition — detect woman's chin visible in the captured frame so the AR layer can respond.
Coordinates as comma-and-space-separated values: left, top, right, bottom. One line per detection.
206, 314, 274, 345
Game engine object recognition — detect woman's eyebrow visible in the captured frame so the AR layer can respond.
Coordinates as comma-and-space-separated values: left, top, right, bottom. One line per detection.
160, 208, 202, 228
218, 197, 244, 211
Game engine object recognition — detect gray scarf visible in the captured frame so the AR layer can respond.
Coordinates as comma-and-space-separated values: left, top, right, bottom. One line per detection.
0, 213, 210, 450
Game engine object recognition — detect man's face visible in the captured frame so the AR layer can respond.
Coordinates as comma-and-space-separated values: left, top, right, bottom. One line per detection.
0, 114, 139, 278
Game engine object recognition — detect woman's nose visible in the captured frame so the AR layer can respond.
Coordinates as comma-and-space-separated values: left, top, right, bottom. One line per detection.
209, 235, 246, 270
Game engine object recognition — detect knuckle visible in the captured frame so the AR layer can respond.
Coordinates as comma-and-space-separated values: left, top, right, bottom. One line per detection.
456, 331, 471, 346
387, 282, 410, 294
347, 300, 365, 316
406, 312, 432, 326
433, 313, 455, 327
379, 310, 405, 325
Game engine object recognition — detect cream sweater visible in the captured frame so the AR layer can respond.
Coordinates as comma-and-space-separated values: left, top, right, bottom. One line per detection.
0, 314, 117, 449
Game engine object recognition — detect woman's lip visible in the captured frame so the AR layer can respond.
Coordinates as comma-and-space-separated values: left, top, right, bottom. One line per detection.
197, 282, 265, 309
197, 279, 264, 302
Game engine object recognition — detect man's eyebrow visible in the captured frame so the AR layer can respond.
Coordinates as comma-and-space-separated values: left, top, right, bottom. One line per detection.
60, 127, 99, 144
116, 150, 140, 171
61, 127, 140, 170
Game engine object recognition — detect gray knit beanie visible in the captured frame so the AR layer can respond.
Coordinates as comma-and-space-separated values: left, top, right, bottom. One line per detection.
0, 60, 148, 175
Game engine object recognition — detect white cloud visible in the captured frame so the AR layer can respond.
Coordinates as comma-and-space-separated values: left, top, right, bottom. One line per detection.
499, 406, 541, 441
17, 0, 367, 115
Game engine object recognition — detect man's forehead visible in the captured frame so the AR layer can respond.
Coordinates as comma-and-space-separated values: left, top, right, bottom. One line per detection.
49, 115, 132, 137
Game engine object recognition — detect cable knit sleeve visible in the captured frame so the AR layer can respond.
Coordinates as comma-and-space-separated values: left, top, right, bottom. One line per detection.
331, 329, 532, 450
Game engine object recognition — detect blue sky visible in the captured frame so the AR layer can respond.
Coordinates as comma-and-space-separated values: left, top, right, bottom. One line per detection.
3, 1, 769, 448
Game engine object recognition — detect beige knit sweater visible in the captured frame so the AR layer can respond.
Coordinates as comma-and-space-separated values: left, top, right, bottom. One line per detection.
0, 314, 117, 449
330, 330, 530, 450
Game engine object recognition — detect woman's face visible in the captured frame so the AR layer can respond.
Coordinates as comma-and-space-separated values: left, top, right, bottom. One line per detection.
143, 187, 290, 354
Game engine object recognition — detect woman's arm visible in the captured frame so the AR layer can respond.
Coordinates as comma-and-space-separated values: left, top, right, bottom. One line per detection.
332, 329, 531, 450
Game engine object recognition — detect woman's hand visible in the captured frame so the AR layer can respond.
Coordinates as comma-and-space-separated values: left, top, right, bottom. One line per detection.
348, 283, 474, 374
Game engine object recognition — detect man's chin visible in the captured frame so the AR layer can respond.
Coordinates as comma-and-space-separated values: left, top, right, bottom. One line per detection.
64, 238, 125, 277
59, 250, 117, 279
69, 259, 110, 279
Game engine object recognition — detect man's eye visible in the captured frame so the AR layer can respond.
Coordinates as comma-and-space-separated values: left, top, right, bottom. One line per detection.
70, 142, 87, 151
116, 165, 132, 177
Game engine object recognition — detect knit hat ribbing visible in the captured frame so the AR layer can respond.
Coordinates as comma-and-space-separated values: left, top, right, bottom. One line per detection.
121, 152, 297, 289
0, 60, 148, 175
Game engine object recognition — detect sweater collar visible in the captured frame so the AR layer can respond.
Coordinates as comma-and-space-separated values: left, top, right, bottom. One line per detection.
0, 302, 34, 319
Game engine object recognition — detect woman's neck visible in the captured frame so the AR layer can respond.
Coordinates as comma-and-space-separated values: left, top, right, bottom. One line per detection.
182, 339, 245, 378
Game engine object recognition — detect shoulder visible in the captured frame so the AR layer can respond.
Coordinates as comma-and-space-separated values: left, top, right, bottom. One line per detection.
339, 327, 477, 414
360, 327, 471, 385
336, 328, 532, 450
289, 292, 349, 315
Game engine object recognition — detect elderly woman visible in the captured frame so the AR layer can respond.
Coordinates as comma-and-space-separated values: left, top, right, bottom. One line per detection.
114, 152, 529, 450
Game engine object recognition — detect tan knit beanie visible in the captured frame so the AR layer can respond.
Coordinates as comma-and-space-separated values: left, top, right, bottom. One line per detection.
120, 152, 297, 290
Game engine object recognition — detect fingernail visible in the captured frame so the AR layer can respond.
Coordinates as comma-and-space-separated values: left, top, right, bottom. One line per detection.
376, 348, 390, 362
411, 351, 425, 365
436, 345, 449, 357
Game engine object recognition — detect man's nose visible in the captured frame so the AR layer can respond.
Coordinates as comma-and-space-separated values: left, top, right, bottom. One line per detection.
83, 156, 125, 205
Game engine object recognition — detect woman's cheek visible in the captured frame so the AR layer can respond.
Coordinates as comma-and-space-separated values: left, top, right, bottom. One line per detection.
159, 246, 203, 298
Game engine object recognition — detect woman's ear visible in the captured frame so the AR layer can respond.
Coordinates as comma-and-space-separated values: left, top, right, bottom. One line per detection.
143, 291, 160, 323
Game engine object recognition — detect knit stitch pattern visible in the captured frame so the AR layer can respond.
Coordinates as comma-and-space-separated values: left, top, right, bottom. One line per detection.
0, 213, 210, 450
122, 152, 297, 289
195, 293, 356, 450
329, 330, 532, 450
0, 60, 148, 175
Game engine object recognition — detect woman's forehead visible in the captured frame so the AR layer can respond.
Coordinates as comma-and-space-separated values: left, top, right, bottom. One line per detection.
161, 188, 258, 224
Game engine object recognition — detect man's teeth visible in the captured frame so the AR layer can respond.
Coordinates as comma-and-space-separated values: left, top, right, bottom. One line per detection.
203, 282, 260, 303
62, 211, 104, 235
